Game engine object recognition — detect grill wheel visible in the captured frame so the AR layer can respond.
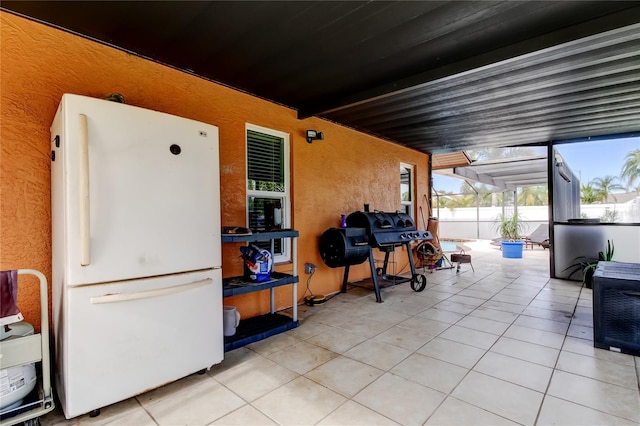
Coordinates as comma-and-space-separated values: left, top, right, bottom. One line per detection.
411, 274, 427, 291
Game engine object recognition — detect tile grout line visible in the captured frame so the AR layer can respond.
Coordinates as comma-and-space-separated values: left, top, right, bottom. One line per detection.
532, 283, 640, 425
426, 273, 603, 424
531, 278, 578, 426
419, 272, 548, 425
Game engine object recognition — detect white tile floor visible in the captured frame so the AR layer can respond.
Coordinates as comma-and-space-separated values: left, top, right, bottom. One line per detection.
40, 241, 640, 425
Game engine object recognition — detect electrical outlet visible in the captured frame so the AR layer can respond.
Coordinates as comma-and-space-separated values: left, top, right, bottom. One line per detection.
304, 263, 317, 274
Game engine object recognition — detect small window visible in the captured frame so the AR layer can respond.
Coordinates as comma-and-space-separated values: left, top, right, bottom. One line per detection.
246, 124, 290, 262
400, 163, 414, 218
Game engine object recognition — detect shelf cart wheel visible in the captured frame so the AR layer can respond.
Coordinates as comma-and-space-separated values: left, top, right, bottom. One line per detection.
410, 274, 427, 292
23, 419, 40, 426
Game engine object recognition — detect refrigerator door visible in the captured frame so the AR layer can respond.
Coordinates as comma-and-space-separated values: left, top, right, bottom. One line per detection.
52, 94, 221, 286
54, 269, 223, 419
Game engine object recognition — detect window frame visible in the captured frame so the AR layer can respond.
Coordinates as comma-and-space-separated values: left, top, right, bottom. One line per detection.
245, 123, 291, 263
552, 137, 640, 224
400, 162, 415, 219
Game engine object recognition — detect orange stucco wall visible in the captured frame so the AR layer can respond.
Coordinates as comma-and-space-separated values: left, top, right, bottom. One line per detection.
0, 12, 430, 330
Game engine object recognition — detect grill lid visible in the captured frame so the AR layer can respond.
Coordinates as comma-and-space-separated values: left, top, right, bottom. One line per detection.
346, 211, 430, 246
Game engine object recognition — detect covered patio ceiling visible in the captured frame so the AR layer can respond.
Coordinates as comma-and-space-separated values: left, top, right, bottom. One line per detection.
436, 155, 549, 191
2, 1, 640, 154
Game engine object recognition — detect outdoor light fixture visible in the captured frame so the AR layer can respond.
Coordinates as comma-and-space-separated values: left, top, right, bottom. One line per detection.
555, 153, 571, 182
306, 130, 324, 143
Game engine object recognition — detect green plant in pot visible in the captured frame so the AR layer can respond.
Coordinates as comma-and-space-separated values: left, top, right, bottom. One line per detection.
495, 213, 527, 241
494, 213, 527, 258
564, 239, 614, 288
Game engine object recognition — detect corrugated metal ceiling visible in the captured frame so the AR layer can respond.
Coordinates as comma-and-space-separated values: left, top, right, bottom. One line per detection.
3, 1, 640, 154
325, 23, 640, 153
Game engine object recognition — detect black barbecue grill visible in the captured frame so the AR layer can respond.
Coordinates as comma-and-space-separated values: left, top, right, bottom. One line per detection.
346, 211, 431, 246
319, 210, 432, 302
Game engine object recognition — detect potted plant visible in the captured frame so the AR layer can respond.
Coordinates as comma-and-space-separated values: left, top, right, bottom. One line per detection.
564, 239, 614, 288
494, 213, 528, 258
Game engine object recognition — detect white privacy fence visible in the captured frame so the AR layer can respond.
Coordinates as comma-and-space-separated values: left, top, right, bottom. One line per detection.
434, 206, 547, 240
434, 201, 640, 241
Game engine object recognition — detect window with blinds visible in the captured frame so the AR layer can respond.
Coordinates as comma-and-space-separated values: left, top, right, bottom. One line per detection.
246, 124, 290, 261
247, 130, 285, 193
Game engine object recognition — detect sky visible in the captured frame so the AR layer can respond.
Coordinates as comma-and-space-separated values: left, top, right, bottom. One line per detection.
433, 136, 640, 193
556, 136, 639, 186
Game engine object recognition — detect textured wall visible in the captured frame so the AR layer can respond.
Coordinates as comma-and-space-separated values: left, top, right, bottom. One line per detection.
0, 12, 430, 328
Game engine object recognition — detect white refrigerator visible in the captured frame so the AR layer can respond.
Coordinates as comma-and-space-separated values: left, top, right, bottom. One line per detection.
50, 94, 223, 419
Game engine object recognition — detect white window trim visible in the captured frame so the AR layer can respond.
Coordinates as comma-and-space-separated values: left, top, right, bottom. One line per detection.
400, 162, 415, 219
246, 123, 291, 263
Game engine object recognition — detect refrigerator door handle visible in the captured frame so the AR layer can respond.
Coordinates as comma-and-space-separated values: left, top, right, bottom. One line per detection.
79, 113, 91, 266
89, 278, 213, 304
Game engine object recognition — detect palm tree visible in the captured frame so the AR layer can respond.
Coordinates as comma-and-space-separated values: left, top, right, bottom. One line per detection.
434, 192, 453, 208
518, 185, 548, 206
590, 175, 625, 203
478, 191, 494, 207
580, 183, 599, 204
621, 149, 640, 190
445, 194, 476, 209
457, 183, 498, 207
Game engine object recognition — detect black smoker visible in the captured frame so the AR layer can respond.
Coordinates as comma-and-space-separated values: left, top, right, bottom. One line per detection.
319, 210, 432, 302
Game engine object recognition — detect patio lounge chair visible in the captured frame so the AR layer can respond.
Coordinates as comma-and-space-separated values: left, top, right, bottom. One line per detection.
525, 224, 550, 249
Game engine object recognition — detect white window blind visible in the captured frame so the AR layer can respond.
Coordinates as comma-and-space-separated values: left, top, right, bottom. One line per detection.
247, 130, 285, 192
